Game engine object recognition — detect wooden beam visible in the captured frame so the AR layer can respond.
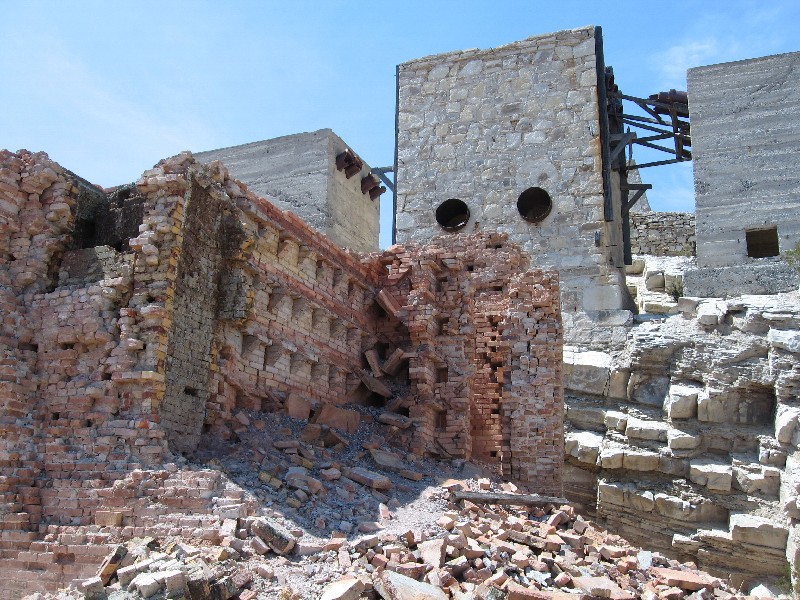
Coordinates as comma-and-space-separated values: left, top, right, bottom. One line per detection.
451, 490, 569, 506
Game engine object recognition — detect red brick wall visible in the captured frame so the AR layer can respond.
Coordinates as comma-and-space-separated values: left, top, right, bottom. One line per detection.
375, 234, 564, 494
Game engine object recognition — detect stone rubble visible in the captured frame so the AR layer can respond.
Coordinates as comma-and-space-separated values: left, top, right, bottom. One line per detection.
27, 475, 768, 600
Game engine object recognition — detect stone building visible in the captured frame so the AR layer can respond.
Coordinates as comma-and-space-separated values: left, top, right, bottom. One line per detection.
394, 26, 630, 332
686, 51, 800, 296
196, 129, 382, 253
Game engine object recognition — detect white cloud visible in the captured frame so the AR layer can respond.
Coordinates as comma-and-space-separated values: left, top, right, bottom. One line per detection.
649, 2, 798, 90
658, 39, 721, 88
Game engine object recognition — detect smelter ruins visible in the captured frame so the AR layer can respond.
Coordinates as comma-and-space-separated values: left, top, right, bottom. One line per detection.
0, 24, 799, 599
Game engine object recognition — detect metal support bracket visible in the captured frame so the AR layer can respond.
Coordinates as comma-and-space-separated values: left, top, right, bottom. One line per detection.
372, 167, 395, 193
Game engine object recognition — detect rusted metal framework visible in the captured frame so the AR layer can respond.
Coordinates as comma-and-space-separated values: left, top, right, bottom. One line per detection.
600, 65, 692, 263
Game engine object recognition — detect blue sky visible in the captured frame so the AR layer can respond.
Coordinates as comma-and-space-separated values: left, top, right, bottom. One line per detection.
2, 1, 798, 248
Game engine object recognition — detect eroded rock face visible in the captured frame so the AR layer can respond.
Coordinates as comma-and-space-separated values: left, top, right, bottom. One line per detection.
563, 279, 800, 584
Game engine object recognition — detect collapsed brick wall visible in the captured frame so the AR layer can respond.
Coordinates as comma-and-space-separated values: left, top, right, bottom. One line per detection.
0, 150, 565, 593
375, 235, 564, 495
630, 211, 696, 257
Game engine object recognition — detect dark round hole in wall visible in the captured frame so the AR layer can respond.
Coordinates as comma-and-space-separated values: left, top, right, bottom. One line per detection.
517, 187, 552, 223
435, 199, 470, 232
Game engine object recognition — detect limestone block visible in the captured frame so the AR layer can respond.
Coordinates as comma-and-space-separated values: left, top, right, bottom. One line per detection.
664, 272, 683, 293
689, 460, 732, 491
130, 572, 162, 599
783, 496, 800, 520
625, 417, 669, 442
321, 577, 366, 600
597, 481, 627, 506
627, 373, 670, 407
645, 270, 665, 291
565, 430, 603, 465
603, 410, 627, 432
607, 368, 630, 400
643, 298, 679, 315
563, 347, 611, 396
625, 258, 645, 275
672, 533, 702, 553
565, 405, 607, 432
677, 296, 700, 317
697, 300, 728, 326
668, 429, 701, 450
775, 406, 800, 444
768, 329, 800, 353
665, 384, 700, 419
732, 463, 780, 497
629, 489, 655, 512
622, 449, 660, 471
654, 493, 693, 520
697, 390, 727, 423
729, 513, 788, 549
659, 455, 689, 477
599, 447, 625, 469
373, 570, 448, 600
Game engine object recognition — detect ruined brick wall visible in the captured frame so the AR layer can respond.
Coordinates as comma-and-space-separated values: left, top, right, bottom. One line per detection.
395, 26, 628, 318
0, 150, 565, 593
630, 211, 696, 257
201, 175, 383, 441
377, 234, 564, 494
0, 151, 180, 539
160, 179, 229, 454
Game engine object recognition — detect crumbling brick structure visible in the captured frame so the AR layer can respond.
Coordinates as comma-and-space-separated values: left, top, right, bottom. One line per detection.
0, 149, 563, 594
375, 238, 563, 489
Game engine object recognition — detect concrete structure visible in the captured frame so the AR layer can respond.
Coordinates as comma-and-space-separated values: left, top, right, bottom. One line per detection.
687, 51, 800, 294
196, 129, 381, 252
394, 26, 629, 323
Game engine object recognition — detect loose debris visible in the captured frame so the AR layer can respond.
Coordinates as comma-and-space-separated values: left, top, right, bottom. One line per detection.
27, 480, 772, 600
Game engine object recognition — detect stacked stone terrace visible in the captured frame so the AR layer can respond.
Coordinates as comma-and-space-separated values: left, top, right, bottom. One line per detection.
0, 149, 563, 594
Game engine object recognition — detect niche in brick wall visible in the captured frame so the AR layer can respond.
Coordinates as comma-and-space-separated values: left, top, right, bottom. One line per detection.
263, 343, 283, 369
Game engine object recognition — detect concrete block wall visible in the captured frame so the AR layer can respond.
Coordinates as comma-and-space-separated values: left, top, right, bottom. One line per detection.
394, 26, 627, 318
689, 51, 800, 270
196, 129, 380, 252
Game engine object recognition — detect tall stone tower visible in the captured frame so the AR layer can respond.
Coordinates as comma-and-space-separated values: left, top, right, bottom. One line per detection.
394, 26, 629, 337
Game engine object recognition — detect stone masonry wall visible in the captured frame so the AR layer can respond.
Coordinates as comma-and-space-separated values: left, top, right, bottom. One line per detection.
630, 211, 696, 257
395, 26, 628, 319
562, 292, 800, 585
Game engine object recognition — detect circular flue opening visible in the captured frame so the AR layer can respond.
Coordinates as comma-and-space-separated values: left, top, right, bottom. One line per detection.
435, 199, 470, 232
517, 187, 552, 223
